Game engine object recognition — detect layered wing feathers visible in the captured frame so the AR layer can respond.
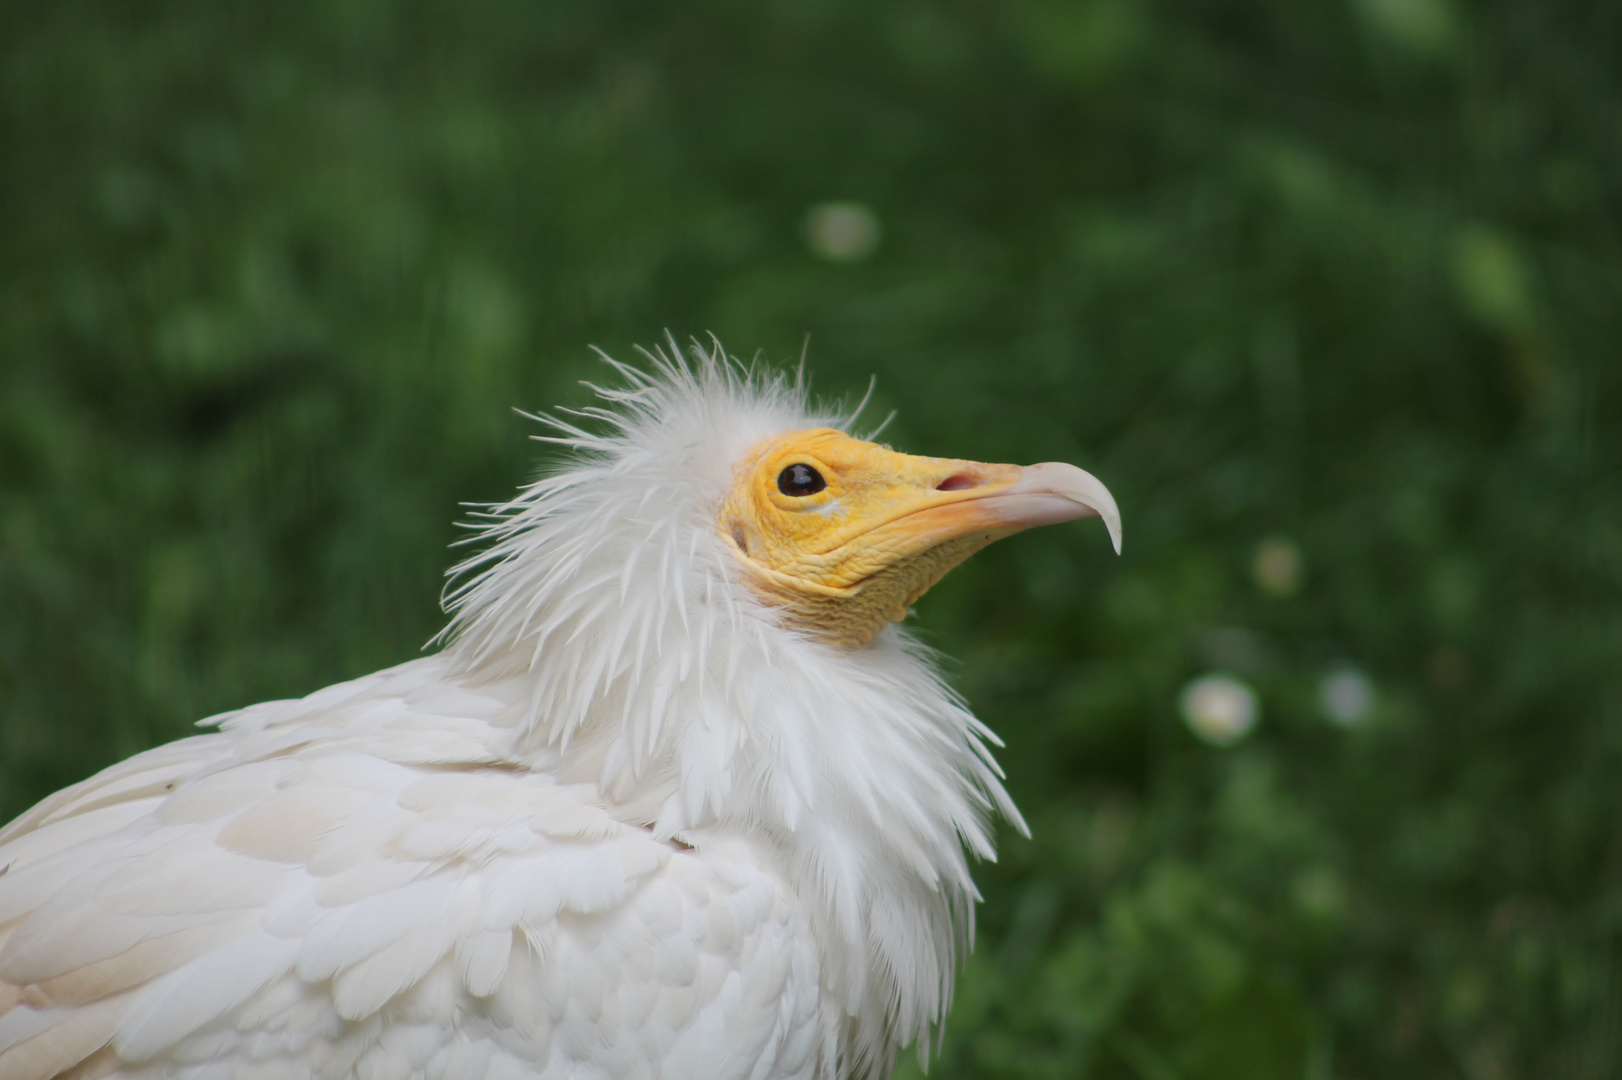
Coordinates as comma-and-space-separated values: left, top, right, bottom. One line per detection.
0, 659, 827, 1080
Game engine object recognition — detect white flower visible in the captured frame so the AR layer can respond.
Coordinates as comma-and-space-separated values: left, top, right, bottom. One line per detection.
1180, 673, 1259, 746
804, 201, 881, 263
1320, 666, 1375, 726
1252, 535, 1302, 597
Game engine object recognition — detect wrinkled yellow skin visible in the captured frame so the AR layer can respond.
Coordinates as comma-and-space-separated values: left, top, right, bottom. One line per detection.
718, 429, 1023, 647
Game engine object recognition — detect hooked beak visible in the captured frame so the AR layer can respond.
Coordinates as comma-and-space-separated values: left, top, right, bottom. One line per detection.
871, 458, 1123, 561
971, 461, 1123, 554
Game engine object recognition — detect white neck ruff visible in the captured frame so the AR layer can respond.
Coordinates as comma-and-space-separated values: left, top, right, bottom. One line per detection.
439, 345, 1024, 1071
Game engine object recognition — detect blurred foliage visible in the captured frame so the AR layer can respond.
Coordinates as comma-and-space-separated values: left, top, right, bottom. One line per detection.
2, 0, 1620, 1076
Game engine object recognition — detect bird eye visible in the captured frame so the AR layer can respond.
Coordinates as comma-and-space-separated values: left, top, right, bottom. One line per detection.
777, 463, 826, 497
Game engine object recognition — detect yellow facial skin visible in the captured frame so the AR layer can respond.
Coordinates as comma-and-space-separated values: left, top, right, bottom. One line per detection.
719, 428, 1121, 648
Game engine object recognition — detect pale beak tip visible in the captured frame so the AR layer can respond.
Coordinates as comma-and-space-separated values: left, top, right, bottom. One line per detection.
1014, 461, 1122, 555
1092, 489, 1123, 555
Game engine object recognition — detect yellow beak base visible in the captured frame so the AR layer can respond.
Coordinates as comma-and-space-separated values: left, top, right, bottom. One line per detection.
718, 429, 1121, 649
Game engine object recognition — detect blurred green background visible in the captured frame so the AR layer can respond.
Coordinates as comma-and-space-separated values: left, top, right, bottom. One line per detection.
3, 1, 1619, 1076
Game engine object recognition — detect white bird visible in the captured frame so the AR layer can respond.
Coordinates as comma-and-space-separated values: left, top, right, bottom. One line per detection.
0, 342, 1121, 1080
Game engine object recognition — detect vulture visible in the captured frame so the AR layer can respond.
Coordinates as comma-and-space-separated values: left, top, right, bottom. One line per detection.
0, 343, 1120, 1080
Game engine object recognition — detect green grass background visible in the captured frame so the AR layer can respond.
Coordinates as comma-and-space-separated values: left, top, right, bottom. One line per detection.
3, 1, 1620, 1076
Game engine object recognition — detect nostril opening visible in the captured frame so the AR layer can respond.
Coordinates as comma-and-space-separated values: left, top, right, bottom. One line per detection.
936, 473, 977, 491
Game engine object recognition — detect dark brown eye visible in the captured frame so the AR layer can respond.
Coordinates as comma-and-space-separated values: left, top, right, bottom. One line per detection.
777, 463, 826, 497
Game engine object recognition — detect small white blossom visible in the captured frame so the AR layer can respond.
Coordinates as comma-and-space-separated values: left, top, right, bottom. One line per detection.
1180, 673, 1259, 746
1252, 536, 1302, 597
804, 201, 881, 263
1320, 666, 1375, 726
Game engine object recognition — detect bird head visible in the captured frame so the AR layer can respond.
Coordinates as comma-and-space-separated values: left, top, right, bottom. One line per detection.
440, 339, 1121, 763
719, 428, 1120, 647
